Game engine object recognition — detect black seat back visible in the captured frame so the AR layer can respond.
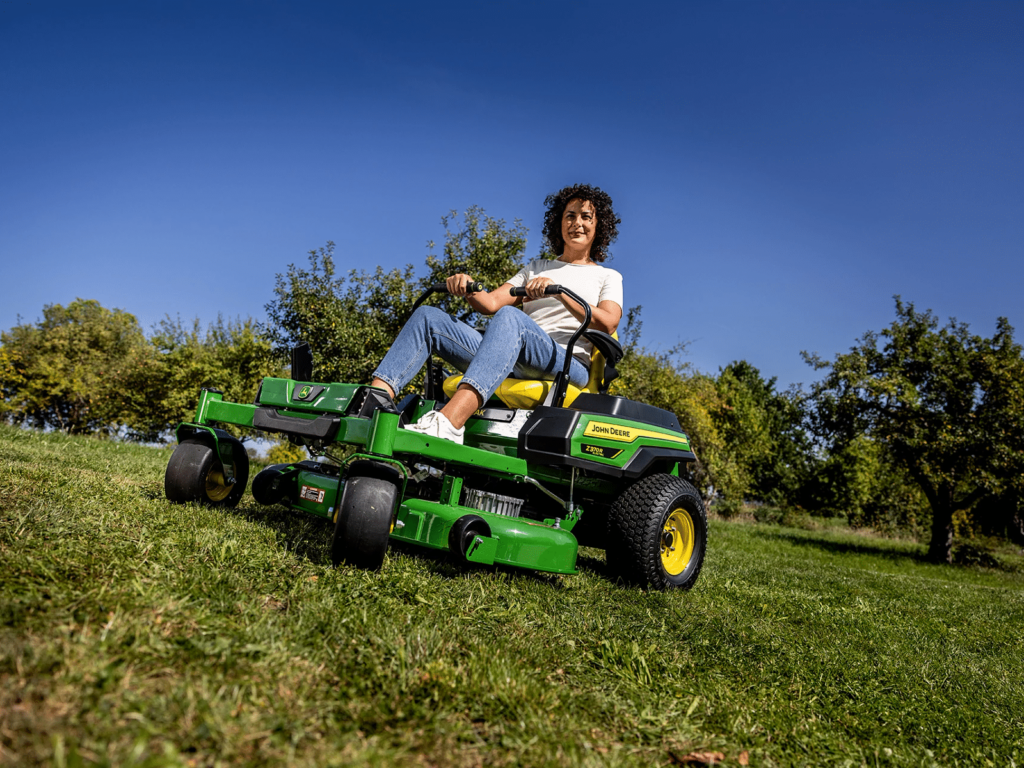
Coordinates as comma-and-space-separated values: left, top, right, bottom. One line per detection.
582, 330, 623, 394
291, 343, 313, 382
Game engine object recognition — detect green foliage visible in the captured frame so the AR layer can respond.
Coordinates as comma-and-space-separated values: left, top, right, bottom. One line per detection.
2, 424, 1023, 766
612, 309, 738, 500
804, 435, 930, 535
422, 207, 529, 320
712, 361, 814, 506
712, 498, 744, 519
263, 242, 421, 386
751, 505, 816, 530
265, 208, 528, 391
120, 315, 282, 441
805, 297, 1024, 562
265, 439, 308, 465
972, 489, 1024, 545
0, 299, 150, 436
0, 301, 281, 442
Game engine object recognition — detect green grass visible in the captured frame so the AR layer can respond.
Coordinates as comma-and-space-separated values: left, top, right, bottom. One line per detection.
2, 422, 1022, 767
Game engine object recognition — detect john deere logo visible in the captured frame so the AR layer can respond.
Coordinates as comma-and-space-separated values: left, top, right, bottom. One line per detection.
293, 384, 325, 402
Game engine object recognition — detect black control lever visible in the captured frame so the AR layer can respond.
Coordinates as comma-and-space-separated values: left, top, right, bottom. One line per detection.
407, 281, 486, 401
409, 281, 486, 316
509, 285, 591, 408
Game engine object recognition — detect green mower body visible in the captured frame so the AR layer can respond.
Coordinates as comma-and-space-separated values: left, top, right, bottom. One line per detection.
164, 285, 709, 590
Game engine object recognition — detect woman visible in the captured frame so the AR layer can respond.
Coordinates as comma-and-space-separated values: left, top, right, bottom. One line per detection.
370, 183, 623, 444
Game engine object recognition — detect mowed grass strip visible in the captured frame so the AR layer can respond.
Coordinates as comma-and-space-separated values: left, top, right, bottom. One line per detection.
1, 423, 1022, 767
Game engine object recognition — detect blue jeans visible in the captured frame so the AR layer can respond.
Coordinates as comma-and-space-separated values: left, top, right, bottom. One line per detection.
373, 305, 589, 403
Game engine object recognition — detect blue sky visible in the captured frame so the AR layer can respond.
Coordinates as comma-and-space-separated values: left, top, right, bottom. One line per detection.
2, 1, 1021, 389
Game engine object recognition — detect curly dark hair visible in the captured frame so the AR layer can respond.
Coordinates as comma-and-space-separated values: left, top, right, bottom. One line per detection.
541, 183, 620, 263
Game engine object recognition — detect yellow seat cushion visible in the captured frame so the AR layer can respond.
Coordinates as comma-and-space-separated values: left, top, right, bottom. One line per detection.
442, 335, 613, 410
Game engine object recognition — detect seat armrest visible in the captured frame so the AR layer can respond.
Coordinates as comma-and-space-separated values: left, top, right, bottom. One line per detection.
582, 330, 624, 367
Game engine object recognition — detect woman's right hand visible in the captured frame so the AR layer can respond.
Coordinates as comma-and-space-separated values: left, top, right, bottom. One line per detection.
446, 274, 479, 296
523, 275, 555, 300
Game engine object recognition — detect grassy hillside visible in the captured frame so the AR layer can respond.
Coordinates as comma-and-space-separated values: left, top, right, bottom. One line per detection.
2, 423, 1022, 767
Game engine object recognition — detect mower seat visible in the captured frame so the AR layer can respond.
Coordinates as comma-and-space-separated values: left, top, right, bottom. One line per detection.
442, 330, 622, 410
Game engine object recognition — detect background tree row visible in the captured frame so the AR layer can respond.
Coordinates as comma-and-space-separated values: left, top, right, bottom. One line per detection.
2, 208, 1022, 563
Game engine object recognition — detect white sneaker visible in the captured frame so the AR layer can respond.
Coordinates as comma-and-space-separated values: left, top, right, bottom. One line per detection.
404, 410, 465, 445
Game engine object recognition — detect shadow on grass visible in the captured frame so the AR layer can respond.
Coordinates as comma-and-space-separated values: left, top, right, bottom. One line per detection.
756, 526, 1023, 574
222, 502, 577, 588
390, 540, 573, 589
575, 551, 611, 580
206, 489, 677, 589
752, 526, 929, 565
224, 502, 335, 567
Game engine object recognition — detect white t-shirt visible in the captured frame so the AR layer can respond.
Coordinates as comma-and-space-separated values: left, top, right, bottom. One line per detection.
506, 258, 624, 368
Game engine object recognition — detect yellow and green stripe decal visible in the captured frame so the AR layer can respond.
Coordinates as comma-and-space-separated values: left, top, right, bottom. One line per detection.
582, 420, 691, 450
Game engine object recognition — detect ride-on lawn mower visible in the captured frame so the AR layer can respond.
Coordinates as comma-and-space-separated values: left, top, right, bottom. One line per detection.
164, 283, 708, 590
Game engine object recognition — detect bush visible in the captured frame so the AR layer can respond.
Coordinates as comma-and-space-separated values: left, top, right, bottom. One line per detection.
713, 499, 744, 519
753, 506, 785, 525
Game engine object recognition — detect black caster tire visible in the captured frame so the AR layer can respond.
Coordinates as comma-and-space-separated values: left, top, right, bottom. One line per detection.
165, 437, 249, 508
331, 472, 400, 570
251, 463, 292, 506
448, 515, 491, 559
606, 474, 707, 590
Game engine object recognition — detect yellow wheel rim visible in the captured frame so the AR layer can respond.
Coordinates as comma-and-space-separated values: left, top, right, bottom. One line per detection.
205, 467, 233, 502
661, 508, 695, 576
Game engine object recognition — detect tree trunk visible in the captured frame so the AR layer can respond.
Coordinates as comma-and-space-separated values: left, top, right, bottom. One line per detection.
927, 502, 954, 563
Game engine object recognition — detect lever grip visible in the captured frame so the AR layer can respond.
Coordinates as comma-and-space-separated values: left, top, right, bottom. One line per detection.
431, 281, 486, 293
509, 285, 561, 297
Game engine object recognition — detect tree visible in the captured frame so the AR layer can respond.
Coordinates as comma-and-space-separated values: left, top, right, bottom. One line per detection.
803, 435, 929, 534
972, 488, 1024, 545
120, 315, 282, 441
612, 308, 737, 502
804, 297, 1024, 562
265, 207, 529, 389
2, 300, 284, 441
713, 361, 814, 507
422, 207, 529, 321
0, 299, 151, 436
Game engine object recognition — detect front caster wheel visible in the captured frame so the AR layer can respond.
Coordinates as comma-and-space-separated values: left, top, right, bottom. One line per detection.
331, 462, 401, 570
164, 437, 249, 507
606, 474, 708, 590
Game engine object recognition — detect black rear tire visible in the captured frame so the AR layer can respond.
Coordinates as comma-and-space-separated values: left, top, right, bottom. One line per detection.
606, 474, 707, 590
165, 437, 249, 507
331, 473, 400, 570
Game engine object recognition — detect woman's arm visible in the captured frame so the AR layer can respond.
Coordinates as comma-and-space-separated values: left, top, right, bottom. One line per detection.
446, 273, 519, 315
521, 275, 622, 334
564, 298, 622, 334
447, 272, 622, 333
